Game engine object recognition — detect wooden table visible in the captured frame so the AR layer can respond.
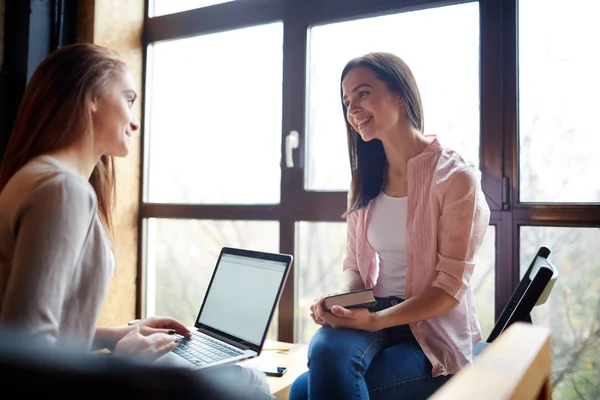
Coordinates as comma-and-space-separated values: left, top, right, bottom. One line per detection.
238, 340, 309, 400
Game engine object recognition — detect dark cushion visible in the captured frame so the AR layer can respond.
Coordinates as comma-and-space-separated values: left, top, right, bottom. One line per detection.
0, 327, 264, 399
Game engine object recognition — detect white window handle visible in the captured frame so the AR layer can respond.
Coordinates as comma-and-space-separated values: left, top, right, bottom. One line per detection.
285, 130, 299, 168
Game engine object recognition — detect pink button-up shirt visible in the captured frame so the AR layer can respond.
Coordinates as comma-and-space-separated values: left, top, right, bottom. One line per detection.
343, 138, 491, 377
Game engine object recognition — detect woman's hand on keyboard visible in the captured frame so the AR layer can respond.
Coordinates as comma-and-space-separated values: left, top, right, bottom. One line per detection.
135, 316, 192, 338
113, 324, 178, 361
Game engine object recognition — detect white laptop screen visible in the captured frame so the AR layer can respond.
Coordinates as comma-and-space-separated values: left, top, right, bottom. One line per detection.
197, 253, 287, 346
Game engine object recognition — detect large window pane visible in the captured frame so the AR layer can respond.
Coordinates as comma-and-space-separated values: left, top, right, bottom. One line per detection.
295, 222, 496, 344
151, 0, 237, 17
145, 219, 279, 341
519, 0, 600, 203
146, 23, 283, 204
520, 226, 600, 399
305, 3, 479, 191
295, 222, 345, 343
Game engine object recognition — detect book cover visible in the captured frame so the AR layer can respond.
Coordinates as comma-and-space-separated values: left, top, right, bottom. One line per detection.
323, 288, 377, 311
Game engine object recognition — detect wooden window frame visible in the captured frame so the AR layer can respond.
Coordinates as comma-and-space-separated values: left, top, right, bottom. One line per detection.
138, 0, 600, 342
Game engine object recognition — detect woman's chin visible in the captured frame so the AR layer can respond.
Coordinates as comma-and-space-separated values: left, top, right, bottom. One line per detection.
104, 146, 130, 158
359, 131, 377, 142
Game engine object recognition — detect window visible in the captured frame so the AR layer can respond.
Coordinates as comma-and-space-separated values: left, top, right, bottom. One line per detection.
145, 219, 279, 328
295, 222, 345, 344
515, 1, 600, 397
145, 23, 283, 204
306, 3, 480, 190
518, 0, 600, 203
150, 0, 238, 17
520, 227, 600, 399
141, 1, 600, 397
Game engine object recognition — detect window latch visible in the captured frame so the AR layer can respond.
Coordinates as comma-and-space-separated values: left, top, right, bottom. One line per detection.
285, 130, 299, 168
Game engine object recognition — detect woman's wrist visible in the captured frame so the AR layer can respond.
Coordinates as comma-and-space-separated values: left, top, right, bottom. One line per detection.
373, 307, 403, 331
95, 325, 133, 349
372, 311, 388, 331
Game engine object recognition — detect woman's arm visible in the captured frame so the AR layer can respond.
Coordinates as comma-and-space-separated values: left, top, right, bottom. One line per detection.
1, 176, 96, 345
92, 326, 132, 350
324, 287, 457, 331
372, 287, 457, 330
339, 269, 364, 293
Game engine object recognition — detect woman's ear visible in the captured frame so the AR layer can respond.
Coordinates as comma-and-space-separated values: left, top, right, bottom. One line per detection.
396, 95, 405, 108
90, 95, 100, 113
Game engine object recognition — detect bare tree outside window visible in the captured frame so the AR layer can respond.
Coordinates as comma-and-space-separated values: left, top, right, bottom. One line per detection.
147, 218, 280, 341
519, 1, 600, 398
520, 227, 600, 400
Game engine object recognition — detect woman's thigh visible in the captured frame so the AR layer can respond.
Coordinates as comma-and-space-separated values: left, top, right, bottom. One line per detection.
365, 340, 451, 400
307, 326, 386, 374
288, 327, 389, 400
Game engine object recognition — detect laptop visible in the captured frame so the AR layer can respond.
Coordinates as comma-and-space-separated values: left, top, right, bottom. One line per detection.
154, 247, 292, 370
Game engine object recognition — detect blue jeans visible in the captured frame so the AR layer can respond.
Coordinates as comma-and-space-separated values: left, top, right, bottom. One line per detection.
288, 297, 452, 400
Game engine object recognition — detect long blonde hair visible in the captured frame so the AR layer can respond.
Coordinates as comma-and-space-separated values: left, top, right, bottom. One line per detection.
0, 43, 128, 233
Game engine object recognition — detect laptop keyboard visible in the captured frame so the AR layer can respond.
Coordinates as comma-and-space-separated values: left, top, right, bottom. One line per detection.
173, 331, 244, 367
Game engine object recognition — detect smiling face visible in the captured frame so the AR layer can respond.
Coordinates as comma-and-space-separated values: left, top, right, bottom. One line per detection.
341, 66, 406, 143
91, 70, 140, 158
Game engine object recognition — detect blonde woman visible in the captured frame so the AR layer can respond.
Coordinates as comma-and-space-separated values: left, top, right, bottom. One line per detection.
0, 43, 188, 358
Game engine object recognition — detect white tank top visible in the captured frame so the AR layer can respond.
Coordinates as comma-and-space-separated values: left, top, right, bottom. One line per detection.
367, 191, 408, 298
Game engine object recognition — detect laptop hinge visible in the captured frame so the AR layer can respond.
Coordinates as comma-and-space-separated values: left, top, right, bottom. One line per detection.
197, 327, 252, 351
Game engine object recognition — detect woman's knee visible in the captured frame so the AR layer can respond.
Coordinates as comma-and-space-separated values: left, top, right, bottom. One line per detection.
288, 371, 308, 400
308, 327, 382, 368
308, 327, 352, 362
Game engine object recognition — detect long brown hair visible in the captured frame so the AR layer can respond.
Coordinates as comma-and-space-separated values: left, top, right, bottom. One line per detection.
340, 52, 424, 215
0, 43, 127, 232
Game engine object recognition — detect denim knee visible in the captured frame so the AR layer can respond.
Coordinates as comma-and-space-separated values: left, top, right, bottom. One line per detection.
288, 371, 308, 400
308, 327, 343, 364
308, 327, 362, 363
308, 327, 383, 373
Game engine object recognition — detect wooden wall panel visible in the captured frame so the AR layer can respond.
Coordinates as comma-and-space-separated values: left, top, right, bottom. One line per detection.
78, 0, 145, 327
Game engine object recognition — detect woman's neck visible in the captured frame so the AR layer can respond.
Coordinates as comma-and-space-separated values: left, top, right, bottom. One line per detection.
381, 125, 431, 178
46, 143, 99, 180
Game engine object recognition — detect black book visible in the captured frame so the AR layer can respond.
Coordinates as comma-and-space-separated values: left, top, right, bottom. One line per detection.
323, 288, 377, 311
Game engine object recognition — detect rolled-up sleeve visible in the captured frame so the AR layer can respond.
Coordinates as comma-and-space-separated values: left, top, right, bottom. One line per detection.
432, 168, 491, 301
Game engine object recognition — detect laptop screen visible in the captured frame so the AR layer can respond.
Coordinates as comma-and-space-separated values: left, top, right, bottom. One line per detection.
197, 252, 288, 346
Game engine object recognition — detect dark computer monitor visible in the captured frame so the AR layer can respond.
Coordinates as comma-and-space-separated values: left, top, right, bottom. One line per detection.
486, 246, 558, 343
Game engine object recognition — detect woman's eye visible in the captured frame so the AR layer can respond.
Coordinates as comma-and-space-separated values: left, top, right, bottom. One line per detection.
127, 99, 135, 106
358, 91, 368, 97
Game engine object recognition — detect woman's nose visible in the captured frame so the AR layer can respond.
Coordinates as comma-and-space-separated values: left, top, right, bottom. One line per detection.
348, 100, 361, 114
130, 118, 141, 132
